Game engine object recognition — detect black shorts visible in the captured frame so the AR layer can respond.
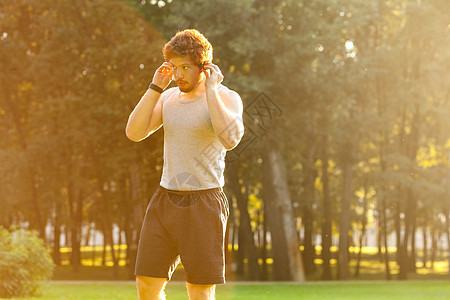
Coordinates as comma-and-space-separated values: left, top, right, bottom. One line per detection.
135, 185, 229, 284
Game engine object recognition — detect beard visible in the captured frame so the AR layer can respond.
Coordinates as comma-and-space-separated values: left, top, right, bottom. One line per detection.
178, 82, 195, 93
177, 76, 203, 93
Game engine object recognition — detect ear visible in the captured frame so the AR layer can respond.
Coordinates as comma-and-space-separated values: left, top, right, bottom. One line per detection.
202, 68, 209, 78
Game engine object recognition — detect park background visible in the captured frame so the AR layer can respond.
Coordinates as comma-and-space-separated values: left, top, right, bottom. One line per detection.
1, 0, 449, 297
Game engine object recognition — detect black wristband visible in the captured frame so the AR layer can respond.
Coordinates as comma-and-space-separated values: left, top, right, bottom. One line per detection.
148, 83, 164, 93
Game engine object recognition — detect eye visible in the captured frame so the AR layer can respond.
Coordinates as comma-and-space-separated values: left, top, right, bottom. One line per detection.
183, 66, 189, 70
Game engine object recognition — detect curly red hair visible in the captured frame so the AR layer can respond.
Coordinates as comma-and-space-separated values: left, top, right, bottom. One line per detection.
163, 29, 213, 67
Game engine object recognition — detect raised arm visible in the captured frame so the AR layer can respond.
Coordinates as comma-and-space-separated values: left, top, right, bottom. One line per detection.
126, 62, 173, 142
203, 62, 244, 151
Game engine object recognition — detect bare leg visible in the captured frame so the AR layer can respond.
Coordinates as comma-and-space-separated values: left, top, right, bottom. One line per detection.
136, 276, 168, 300
186, 282, 216, 300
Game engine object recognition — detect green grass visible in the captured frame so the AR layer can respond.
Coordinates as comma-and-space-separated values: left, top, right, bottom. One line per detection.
7, 280, 450, 300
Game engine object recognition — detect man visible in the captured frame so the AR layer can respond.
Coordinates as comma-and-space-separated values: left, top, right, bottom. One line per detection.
126, 29, 244, 300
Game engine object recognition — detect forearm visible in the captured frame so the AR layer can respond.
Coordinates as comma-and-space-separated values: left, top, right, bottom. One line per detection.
126, 89, 160, 141
205, 88, 244, 150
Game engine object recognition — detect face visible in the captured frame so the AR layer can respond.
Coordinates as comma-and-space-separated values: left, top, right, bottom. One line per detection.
169, 56, 204, 93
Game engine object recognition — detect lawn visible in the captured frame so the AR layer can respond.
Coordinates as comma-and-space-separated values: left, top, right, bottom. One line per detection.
8, 280, 450, 300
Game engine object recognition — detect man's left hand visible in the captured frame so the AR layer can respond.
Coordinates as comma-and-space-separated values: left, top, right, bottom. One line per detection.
203, 62, 224, 90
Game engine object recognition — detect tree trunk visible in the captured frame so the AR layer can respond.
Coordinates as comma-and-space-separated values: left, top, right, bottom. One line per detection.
73, 189, 83, 271
67, 156, 81, 272
236, 223, 244, 275
301, 141, 317, 275
302, 203, 315, 275
103, 190, 118, 279
422, 225, 427, 268
399, 188, 413, 278
92, 157, 118, 279
380, 196, 391, 280
394, 199, 402, 266
377, 225, 383, 262
338, 142, 354, 280
231, 211, 238, 253
30, 170, 46, 239
52, 202, 61, 266
91, 225, 97, 266
101, 224, 107, 266
447, 153, 450, 279
263, 154, 289, 281
124, 208, 132, 267
409, 200, 417, 273
430, 226, 437, 270
83, 221, 92, 247
127, 159, 144, 279
3, 99, 46, 239
119, 175, 131, 268
320, 133, 332, 280
354, 185, 368, 278
263, 141, 305, 281
118, 228, 124, 267
226, 163, 260, 280
69, 216, 81, 272
406, 105, 420, 273
445, 207, 450, 279
224, 219, 233, 280
377, 89, 391, 280
398, 200, 408, 279
261, 204, 268, 281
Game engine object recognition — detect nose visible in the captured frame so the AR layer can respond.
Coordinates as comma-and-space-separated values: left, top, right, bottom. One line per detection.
174, 68, 183, 80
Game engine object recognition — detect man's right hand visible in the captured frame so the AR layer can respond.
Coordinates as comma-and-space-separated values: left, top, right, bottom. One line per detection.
152, 62, 173, 90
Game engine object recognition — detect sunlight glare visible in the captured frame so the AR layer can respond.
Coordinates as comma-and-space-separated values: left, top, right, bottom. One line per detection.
345, 40, 354, 50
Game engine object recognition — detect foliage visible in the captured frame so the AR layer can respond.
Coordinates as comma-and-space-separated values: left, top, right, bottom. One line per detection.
0, 227, 54, 298
0, 0, 449, 281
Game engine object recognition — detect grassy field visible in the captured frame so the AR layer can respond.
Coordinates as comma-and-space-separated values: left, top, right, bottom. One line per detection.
8, 280, 450, 300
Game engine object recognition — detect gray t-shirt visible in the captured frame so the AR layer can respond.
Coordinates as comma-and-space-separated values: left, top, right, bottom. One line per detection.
159, 85, 228, 191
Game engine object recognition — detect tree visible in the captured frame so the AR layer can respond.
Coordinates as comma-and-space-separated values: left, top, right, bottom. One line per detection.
0, 0, 165, 277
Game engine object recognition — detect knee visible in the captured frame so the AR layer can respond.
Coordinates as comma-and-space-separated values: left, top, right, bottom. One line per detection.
186, 283, 216, 300
136, 276, 167, 299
